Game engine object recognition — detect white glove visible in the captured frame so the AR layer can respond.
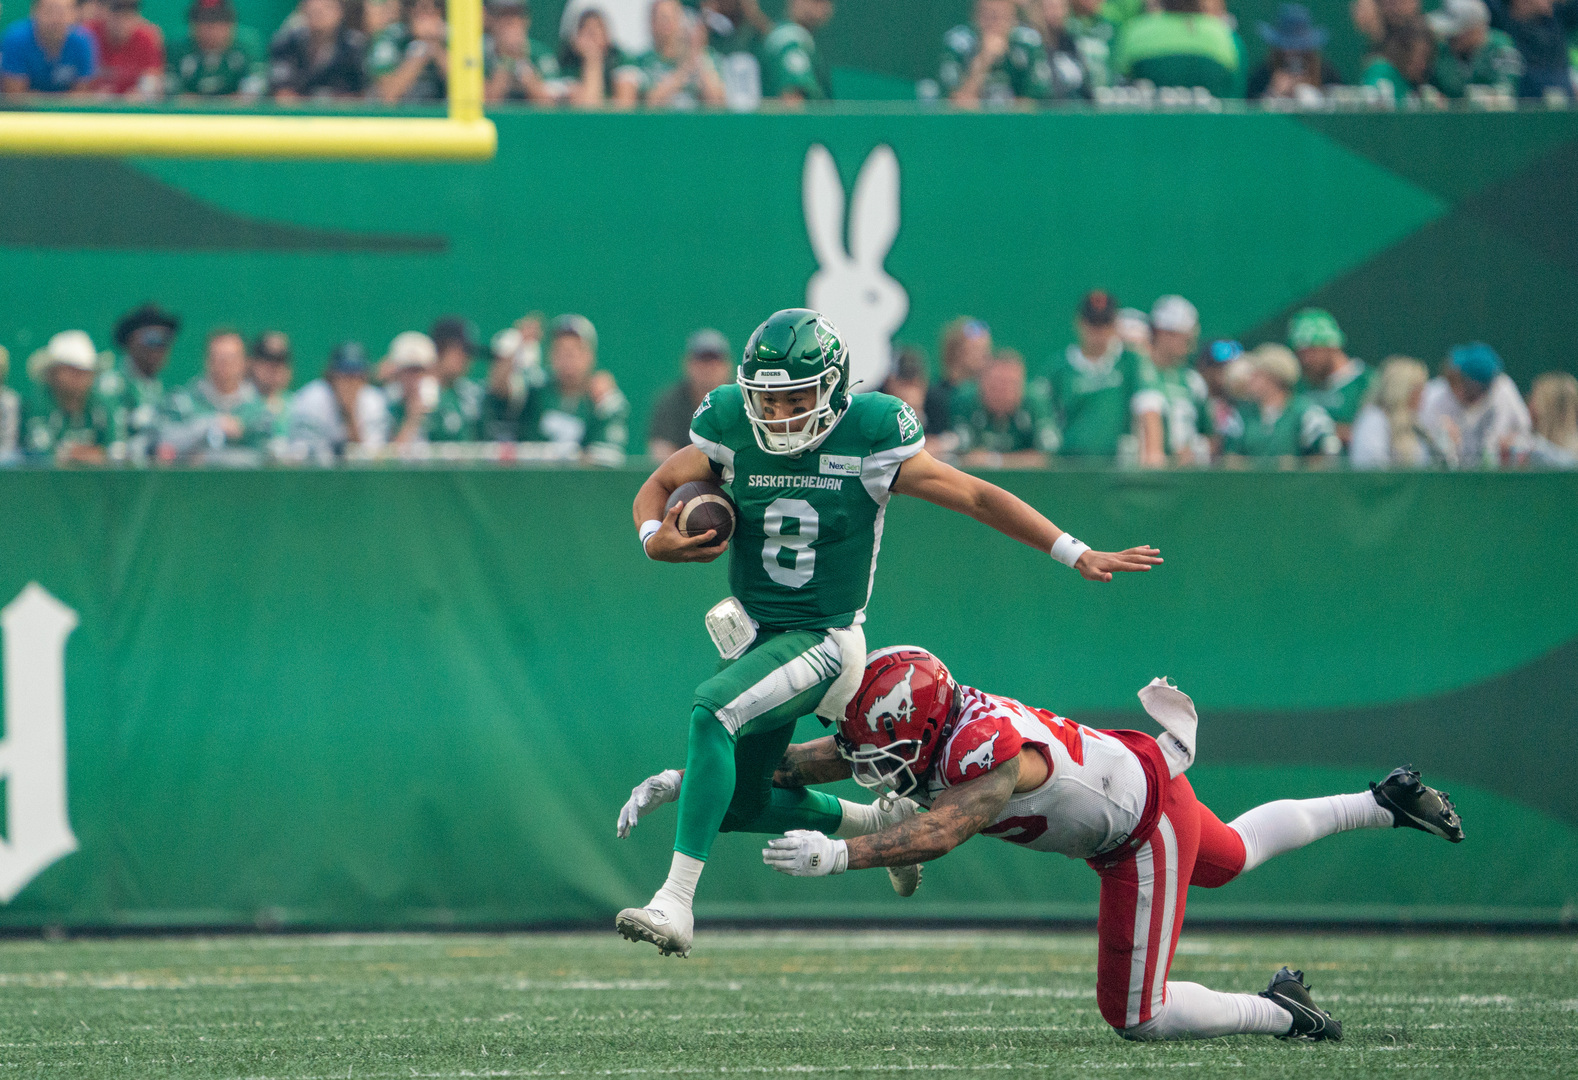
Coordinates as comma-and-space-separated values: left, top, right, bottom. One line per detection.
762, 830, 848, 877
616, 768, 683, 839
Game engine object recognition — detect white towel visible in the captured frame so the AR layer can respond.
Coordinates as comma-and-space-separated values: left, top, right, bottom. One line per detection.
1138, 677, 1198, 778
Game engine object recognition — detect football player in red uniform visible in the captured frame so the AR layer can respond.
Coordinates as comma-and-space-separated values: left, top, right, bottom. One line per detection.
759, 646, 1464, 1043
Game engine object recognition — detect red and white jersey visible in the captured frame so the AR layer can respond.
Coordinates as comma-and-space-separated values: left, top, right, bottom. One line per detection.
917, 685, 1151, 860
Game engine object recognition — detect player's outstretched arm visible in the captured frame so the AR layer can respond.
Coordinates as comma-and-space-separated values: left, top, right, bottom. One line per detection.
763, 756, 1020, 877
632, 445, 729, 563
772, 736, 853, 788
889, 449, 1162, 582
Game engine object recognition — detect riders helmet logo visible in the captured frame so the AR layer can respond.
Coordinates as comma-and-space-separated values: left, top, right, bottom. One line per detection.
958, 730, 1000, 777
863, 664, 915, 733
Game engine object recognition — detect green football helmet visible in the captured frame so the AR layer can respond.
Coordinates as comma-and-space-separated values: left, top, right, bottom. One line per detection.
738, 308, 851, 456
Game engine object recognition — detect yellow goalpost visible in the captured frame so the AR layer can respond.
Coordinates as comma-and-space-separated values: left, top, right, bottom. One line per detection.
0, 0, 496, 160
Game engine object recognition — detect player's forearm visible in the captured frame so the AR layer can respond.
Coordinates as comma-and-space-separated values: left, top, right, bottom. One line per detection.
962, 474, 1062, 552
772, 737, 851, 788
845, 807, 975, 868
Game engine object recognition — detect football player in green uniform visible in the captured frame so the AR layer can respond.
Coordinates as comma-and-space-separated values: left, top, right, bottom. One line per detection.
616, 309, 1162, 957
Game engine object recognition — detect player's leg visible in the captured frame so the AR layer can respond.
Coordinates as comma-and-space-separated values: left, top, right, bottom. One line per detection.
720, 719, 842, 836
618, 631, 847, 954
1098, 777, 1336, 1041
1220, 765, 1462, 878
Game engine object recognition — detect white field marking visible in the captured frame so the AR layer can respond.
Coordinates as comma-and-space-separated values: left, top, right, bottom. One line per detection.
875, 984, 1091, 999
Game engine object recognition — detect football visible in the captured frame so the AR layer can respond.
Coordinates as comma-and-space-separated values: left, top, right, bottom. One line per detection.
666, 481, 737, 544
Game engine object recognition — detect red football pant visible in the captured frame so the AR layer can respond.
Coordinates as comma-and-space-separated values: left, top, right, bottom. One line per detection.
1092, 774, 1247, 1030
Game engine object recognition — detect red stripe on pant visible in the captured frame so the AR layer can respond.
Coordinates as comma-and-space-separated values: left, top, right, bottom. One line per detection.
1093, 774, 1204, 1031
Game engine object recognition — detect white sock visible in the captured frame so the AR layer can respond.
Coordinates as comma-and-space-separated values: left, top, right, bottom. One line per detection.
1122, 981, 1293, 1041
1230, 791, 1394, 873
833, 798, 886, 838
650, 852, 704, 911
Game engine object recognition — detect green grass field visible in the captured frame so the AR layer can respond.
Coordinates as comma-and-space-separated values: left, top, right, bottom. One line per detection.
0, 929, 1570, 1078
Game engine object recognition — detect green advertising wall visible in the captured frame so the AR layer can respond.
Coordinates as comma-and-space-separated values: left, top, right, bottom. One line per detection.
5, 109, 1578, 453
0, 467, 1575, 928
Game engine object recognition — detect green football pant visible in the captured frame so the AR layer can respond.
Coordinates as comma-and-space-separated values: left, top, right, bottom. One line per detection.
673, 629, 847, 861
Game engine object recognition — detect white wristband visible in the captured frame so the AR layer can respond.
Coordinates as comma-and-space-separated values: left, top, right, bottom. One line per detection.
1051, 533, 1091, 568
639, 519, 662, 558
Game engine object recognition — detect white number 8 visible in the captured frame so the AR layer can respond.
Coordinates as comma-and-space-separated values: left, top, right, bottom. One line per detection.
762, 497, 818, 588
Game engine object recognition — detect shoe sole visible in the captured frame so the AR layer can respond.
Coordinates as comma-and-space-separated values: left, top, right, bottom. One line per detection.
888, 864, 922, 898
614, 913, 691, 958
1373, 777, 1464, 843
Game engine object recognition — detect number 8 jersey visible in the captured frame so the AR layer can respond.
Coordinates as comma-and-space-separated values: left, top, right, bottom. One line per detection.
689, 384, 925, 631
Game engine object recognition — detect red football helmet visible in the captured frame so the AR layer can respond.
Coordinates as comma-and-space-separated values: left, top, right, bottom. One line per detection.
835, 646, 959, 797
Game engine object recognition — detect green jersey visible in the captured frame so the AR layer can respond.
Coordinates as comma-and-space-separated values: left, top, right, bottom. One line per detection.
366, 23, 446, 101
1153, 364, 1214, 456
21, 387, 124, 460
97, 361, 165, 460
1433, 29, 1523, 99
1361, 57, 1420, 104
949, 381, 1059, 456
939, 23, 1053, 102
388, 377, 483, 442
625, 46, 722, 107
1223, 395, 1340, 457
690, 386, 924, 631
533, 381, 629, 464
1038, 342, 1163, 458
483, 36, 560, 98
167, 27, 266, 96
1066, 13, 1117, 88
1295, 360, 1371, 427
1112, 12, 1240, 97
159, 376, 276, 456
759, 20, 827, 100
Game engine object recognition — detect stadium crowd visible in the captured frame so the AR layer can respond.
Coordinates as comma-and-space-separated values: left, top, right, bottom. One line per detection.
1, 0, 1575, 107
4, 293, 1576, 469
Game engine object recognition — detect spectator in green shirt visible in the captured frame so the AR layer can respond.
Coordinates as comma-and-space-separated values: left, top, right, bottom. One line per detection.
923, 317, 992, 437
533, 314, 629, 466
158, 328, 276, 463
1360, 16, 1439, 103
1222, 343, 1341, 460
1065, 0, 1118, 88
1427, 0, 1523, 99
760, 0, 831, 102
941, 0, 1054, 106
951, 349, 1059, 467
22, 331, 124, 465
557, 7, 639, 106
696, 0, 771, 108
483, 0, 560, 103
167, 0, 265, 98
368, 0, 448, 103
426, 316, 484, 440
1112, 0, 1242, 97
627, 0, 726, 108
100, 302, 179, 463
1288, 307, 1372, 444
248, 330, 293, 437
382, 330, 443, 446
1039, 289, 1165, 464
1149, 295, 1214, 465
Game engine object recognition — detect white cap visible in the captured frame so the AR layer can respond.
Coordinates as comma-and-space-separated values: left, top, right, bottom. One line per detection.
28, 330, 98, 382
383, 330, 437, 372
1428, 0, 1489, 37
491, 326, 524, 361
1151, 295, 1199, 334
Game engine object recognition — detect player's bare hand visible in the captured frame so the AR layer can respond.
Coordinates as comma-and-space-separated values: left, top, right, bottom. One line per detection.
1075, 546, 1163, 583
646, 501, 729, 563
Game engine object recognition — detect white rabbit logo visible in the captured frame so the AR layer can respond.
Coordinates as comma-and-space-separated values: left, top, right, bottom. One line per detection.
803, 144, 908, 391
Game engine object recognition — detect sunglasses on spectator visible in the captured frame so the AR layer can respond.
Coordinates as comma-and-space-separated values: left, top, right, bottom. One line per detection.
133, 328, 172, 347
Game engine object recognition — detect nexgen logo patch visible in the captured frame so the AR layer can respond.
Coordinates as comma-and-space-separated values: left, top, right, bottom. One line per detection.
819, 454, 861, 477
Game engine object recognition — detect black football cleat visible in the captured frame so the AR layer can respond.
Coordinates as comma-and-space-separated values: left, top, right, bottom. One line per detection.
1261, 966, 1342, 1042
1371, 765, 1465, 843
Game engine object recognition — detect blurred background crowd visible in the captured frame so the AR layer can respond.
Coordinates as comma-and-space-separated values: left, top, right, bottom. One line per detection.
1, 0, 1575, 108
5, 292, 1575, 469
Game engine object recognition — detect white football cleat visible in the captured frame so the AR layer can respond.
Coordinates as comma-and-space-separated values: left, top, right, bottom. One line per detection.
887, 863, 923, 897
615, 902, 694, 958
876, 797, 924, 895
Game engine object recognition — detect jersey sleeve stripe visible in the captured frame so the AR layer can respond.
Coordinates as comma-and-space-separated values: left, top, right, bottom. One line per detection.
689, 430, 736, 482
859, 440, 924, 503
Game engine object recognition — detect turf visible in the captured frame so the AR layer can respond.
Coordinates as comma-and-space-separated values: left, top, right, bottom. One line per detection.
0, 929, 1570, 1078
